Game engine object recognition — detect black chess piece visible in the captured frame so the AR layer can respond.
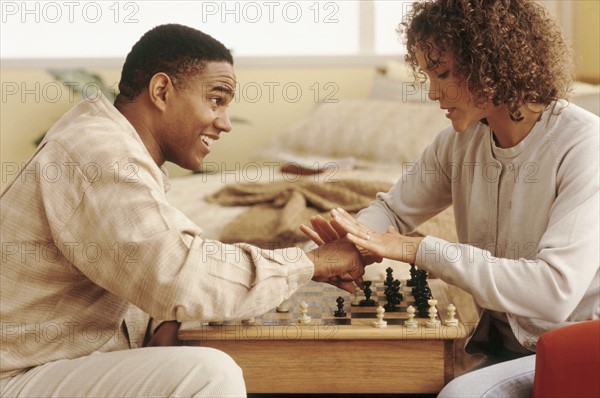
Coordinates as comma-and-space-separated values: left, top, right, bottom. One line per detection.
384, 267, 394, 287
392, 279, 403, 303
359, 281, 376, 307
412, 269, 431, 316
384, 279, 403, 312
407, 263, 417, 287
384, 288, 397, 312
334, 296, 347, 317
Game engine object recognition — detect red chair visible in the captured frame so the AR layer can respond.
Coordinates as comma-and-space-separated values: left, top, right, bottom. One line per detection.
532, 319, 600, 397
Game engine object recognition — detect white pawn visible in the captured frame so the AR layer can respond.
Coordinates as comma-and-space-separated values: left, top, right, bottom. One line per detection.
445, 303, 459, 326
298, 301, 311, 325
372, 305, 387, 328
425, 299, 441, 328
351, 291, 362, 306
404, 305, 418, 327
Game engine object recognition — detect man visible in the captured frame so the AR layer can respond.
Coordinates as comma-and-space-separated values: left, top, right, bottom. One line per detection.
0, 24, 364, 397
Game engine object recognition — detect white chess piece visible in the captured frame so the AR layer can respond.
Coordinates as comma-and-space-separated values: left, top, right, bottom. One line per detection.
372, 305, 387, 328
404, 305, 418, 327
425, 299, 441, 328
445, 303, 459, 326
298, 301, 311, 325
351, 291, 362, 306
242, 317, 257, 326
276, 299, 290, 313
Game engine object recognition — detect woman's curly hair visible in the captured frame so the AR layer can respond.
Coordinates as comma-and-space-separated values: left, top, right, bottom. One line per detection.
399, 0, 574, 121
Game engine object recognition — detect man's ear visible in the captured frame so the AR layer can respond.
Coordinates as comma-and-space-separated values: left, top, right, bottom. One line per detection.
147, 73, 172, 112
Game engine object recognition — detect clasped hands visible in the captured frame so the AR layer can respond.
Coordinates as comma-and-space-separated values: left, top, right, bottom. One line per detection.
303, 208, 423, 293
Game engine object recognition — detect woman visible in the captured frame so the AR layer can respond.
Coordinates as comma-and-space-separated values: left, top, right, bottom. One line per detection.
303, 1, 599, 396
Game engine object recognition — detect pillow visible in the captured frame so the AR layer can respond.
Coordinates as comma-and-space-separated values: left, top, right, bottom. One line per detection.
261, 99, 450, 169
369, 74, 429, 103
369, 60, 429, 104
571, 81, 600, 116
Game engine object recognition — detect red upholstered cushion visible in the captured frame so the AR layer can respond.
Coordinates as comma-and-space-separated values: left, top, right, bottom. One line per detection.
532, 320, 600, 398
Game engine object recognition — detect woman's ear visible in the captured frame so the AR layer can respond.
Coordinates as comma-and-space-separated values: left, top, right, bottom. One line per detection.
147, 73, 172, 112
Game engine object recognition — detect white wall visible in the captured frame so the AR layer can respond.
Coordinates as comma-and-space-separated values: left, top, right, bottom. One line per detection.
0, 65, 377, 191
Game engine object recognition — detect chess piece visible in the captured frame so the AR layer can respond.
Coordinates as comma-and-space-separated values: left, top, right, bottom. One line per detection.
208, 320, 224, 326
242, 317, 257, 326
384, 267, 394, 287
276, 299, 290, 313
404, 305, 418, 327
298, 301, 311, 325
334, 296, 347, 317
384, 281, 400, 312
351, 291, 362, 306
393, 279, 403, 303
372, 305, 387, 328
407, 263, 417, 286
360, 281, 376, 306
445, 303, 459, 326
425, 299, 441, 328
413, 270, 431, 316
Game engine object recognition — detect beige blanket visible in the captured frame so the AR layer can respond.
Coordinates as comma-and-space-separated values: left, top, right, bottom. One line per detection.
206, 179, 392, 248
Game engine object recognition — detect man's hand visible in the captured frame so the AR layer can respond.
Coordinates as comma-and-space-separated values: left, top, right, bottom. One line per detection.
301, 214, 383, 265
145, 321, 182, 347
305, 238, 365, 293
331, 208, 423, 264
300, 214, 347, 246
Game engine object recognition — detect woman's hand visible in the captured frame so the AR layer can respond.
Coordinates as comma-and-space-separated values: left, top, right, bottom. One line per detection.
331, 208, 423, 264
300, 215, 383, 265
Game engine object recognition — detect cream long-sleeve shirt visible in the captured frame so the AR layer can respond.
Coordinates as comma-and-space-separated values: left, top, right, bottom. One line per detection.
358, 100, 600, 353
0, 96, 314, 379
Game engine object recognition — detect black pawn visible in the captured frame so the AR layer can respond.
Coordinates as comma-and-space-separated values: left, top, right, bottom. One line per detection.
384, 267, 394, 287
360, 281, 376, 307
334, 296, 347, 317
407, 263, 417, 286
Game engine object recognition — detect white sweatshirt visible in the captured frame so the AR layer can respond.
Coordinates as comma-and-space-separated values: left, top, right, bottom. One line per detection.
358, 100, 600, 353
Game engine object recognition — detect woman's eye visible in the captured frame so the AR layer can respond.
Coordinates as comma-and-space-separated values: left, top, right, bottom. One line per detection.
438, 71, 449, 79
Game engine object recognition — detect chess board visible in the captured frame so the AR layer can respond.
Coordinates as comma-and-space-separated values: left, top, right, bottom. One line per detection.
253, 279, 437, 327
180, 279, 471, 394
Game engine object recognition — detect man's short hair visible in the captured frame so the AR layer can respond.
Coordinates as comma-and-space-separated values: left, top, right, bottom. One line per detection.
115, 24, 233, 106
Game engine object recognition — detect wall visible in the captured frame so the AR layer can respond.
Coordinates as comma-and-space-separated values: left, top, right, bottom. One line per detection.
573, 0, 600, 83
0, 65, 376, 191
2, 1, 598, 191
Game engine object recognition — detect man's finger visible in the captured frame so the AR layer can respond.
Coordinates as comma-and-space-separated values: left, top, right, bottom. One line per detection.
331, 280, 355, 294
299, 224, 325, 246
311, 216, 339, 243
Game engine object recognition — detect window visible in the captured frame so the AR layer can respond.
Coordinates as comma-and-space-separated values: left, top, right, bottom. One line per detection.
0, 0, 569, 65
1, 0, 415, 65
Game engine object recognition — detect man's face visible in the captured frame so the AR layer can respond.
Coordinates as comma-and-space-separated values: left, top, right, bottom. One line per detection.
161, 62, 236, 171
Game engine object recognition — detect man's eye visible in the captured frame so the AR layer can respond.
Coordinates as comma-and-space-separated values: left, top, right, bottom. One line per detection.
211, 97, 221, 105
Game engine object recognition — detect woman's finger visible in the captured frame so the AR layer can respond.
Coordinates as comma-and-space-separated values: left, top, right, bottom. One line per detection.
346, 232, 380, 253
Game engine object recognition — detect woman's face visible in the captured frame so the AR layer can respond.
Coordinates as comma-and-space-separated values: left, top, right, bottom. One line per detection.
415, 48, 489, 133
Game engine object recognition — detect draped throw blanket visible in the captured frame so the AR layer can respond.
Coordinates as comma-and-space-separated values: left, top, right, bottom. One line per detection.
206, 179, 393, 248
